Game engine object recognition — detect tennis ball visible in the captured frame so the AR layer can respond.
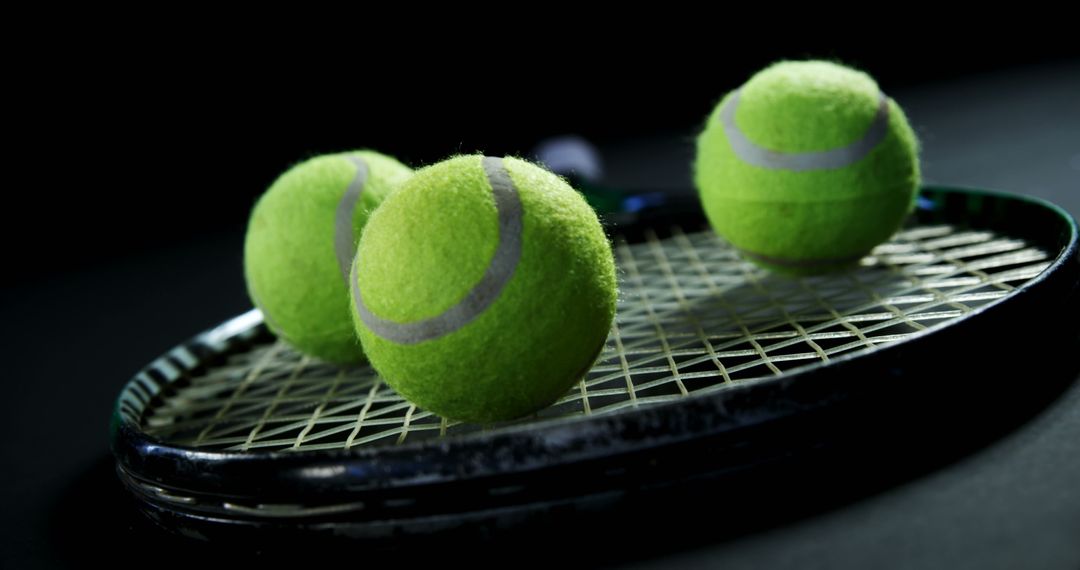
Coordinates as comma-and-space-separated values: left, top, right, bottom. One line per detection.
350, 155, 617, 423
695, 60, 920, 275
245, 150, 412, 364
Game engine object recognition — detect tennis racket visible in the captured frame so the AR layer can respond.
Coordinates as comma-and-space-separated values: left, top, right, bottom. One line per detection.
111, 185, 1080, 548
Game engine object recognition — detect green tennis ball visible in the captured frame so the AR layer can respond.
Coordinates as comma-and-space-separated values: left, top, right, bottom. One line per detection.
350, 155, 617, 423
245, 150, 412, 364
695, 60, 920, 275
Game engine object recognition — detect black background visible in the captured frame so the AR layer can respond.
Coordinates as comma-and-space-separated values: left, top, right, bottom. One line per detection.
3, 36, 1079, 568
7, 40, 1078, 286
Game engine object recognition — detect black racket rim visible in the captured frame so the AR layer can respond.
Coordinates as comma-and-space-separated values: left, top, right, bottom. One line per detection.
111, 186, 1080, 507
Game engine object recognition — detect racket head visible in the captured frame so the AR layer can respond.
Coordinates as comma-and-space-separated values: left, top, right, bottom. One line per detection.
111, 186, 1080, 542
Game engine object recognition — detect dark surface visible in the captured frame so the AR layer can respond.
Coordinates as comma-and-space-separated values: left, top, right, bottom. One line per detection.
3, 60, 1079, 568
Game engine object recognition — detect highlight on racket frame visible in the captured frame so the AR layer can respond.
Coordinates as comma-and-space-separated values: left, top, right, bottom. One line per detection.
111, 186, 1079, 542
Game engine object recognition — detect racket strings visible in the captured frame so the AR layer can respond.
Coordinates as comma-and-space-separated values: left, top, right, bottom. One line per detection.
135, 224, 1051, 451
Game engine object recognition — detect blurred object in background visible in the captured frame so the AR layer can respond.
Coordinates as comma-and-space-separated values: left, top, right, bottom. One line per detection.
532, 135, 699, 227
533, 134, 604, 183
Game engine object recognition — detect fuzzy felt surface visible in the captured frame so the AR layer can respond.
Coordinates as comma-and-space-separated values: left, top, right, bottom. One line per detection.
352, 155, 617, 423
244, 150, 412, 364
695, 61, 920, 275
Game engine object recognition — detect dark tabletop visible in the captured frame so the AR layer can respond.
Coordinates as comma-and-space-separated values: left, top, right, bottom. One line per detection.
3, 62, 1077, 569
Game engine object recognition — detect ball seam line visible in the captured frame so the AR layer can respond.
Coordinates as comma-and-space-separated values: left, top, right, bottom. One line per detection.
334, 156, 370, 284
353, 156, 524, 345
720, 88, 891, 171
